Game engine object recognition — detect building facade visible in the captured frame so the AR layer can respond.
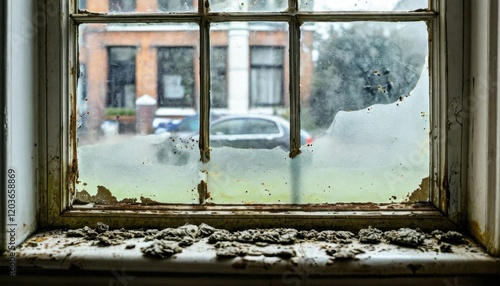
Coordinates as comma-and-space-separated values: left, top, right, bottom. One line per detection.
78, 0, 314, 135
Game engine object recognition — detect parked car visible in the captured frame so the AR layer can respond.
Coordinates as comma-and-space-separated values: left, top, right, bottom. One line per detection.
156, 114, 313, 165
209, 115, 313, 149
153, 114, 200, 135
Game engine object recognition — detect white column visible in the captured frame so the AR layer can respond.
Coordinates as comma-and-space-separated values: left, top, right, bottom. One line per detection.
227, 21, 250, 114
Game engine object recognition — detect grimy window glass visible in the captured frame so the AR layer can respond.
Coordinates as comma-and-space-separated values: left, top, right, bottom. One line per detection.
158, 0, 195, 12
74, 0, 435, 206
210, 46, 228, 108
109, 0, 136, 12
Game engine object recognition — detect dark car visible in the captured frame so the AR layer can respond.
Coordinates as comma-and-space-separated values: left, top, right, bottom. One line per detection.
156, 114, 313, 165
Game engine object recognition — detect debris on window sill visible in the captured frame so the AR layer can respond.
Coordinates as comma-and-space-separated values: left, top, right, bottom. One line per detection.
2, 223, 500, 276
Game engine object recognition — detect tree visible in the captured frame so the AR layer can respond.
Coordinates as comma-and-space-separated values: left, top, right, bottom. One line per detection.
309, 22, 427, 130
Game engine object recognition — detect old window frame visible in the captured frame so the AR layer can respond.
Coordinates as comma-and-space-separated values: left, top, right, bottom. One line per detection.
37, 0, 462, 232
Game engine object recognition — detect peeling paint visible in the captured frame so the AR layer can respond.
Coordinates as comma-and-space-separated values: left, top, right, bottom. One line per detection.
140, 196, 160, 205
407, 177, 429, 202
75, 186, 117, 204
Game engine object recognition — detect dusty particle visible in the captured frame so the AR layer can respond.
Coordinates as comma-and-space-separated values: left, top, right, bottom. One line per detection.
198, 223, 216, 237
66, 226, 98, 240
317, 230, 354, 244
208, 230, 236, 244
97, 232, 123, 246
141, 240, 183, 259
297, 230, 319, 240
247, 249, 263, 256
145, 229, 159, 236
431, 230, 465, 245
95, 222, 109, 234
324, 246, 365, 260
214, 241, 248, 257
261, 246, 296, 258
439, 242, 452, 253
128, 230, 145, 238
384, 228, 425, 248
178, 236, 195, 247
358, 226, 383, 244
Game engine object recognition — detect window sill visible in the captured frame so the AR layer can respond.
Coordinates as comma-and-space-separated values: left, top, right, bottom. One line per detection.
2, 228, 499, 280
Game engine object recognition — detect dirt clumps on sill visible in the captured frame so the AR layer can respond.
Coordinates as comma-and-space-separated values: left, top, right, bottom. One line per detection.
24, 223, 473, 261
141, 240, 183, 259
18, 223, 474, 268
358, 226, 384, 244
384, 228, 426, 248
431, 230, 466, 245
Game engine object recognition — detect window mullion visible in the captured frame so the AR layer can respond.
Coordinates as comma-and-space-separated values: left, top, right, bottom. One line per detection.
199, 6, 210, 164
289, 16, 301, 158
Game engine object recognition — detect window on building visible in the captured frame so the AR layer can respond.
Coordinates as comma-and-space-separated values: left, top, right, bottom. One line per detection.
106, 47, 136, 109
158, 0, 194, 12
157, 47, 195, 108
109, 0, 136, 12
250, 46, 284, 107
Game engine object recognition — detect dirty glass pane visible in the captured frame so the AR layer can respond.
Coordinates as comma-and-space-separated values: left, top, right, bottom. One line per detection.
157, 0, 196, 12
203, 22, 293, 204
300, 21, 429, 203
78, 0, 87, 11
79, 0, 197, 13
76, 23, 201, 204
211, 46, 228, 108
299, 0, 428, 11
209, 0, 287, 12
109, 0, 135, 12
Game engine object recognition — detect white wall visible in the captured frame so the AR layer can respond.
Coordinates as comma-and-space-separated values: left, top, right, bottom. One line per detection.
2, 0, 38, 251
468, 0, 500, 256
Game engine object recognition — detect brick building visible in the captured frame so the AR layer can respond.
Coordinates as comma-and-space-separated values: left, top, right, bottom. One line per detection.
78, 0, 314, 135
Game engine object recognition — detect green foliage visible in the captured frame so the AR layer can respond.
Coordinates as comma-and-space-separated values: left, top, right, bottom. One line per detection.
105, 107, 136, 117
309, 22, 427, 129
